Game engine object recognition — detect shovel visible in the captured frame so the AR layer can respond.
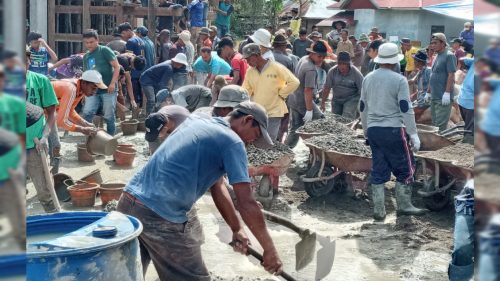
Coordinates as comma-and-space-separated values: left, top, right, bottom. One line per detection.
261, 210, 316, 271
229, 242, 297, 281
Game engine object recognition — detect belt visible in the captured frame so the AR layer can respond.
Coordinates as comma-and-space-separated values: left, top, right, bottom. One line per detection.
123, 192, 145, 206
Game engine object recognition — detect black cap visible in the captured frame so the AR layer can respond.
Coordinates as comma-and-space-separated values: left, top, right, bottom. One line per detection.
299, 28, 308, 35
145, 112, 168, 142
450, 38, 463, 44
306, 41, 328, 56
412, 49, 428, 63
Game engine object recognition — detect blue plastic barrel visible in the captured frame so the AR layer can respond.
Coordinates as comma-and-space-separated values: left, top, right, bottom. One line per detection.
0, 254, 26, 280
27, 212, 143, 281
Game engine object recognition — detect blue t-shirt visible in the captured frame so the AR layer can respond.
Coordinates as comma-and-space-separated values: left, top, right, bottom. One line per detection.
188, 0, 206, 27
125, 116, 250, 223
192, 52, 232, 75
126, 37, 146, 79
142, 36, 156, 70
481, 84, 500, 136
458, 58, 474, 110
139, 60, 174, 88
29, 47, 50, 75
216, 2, 233, 27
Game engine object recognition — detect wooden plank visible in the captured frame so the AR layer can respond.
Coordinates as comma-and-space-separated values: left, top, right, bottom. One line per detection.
48, 0, 56, 50
147, 0, 156, 36
116, 0, 124, 26
82, 0, 91, 31
54, 33, 114, 43
54, 5, 179, 16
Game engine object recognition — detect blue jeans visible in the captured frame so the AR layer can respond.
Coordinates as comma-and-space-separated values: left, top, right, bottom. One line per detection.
449, 187, 475, 281
216, 24, 229, 38
82, 92, 117, 135
479, 214, 500, 281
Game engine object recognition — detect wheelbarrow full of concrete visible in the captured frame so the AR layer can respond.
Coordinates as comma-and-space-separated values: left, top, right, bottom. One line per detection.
418, 124, 471, 151
301, 142, 372, 198
249, 154, 294, 209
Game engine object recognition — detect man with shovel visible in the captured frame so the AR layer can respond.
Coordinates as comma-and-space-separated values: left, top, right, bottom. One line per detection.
52, 70, 108, 136
118, 101, 283, 280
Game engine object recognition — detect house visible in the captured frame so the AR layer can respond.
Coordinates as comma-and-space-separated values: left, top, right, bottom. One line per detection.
280, 0, 343, 34
328, 0, 470, 47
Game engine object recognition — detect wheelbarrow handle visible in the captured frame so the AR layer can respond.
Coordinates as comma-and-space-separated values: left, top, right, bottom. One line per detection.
261, 210, 306, 236
439, 124, 464, 135
229, 242, 297, 281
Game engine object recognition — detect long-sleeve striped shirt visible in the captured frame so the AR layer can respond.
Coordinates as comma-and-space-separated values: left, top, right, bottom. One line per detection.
52, 79, 86, 132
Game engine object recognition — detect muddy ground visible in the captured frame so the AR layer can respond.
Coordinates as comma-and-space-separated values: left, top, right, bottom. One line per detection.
26, 120, 454, 281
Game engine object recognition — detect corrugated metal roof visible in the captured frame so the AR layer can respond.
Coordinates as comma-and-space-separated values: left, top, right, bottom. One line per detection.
329, 0, 454, 9
303, 0, 345, 18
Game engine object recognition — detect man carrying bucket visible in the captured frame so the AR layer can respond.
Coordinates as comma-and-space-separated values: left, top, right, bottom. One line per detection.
51, 70, 108, 136
118, 101, 283, 280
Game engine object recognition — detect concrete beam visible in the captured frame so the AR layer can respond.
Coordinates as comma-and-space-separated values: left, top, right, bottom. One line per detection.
29, 0, 48, 39
3, 0, 26, 55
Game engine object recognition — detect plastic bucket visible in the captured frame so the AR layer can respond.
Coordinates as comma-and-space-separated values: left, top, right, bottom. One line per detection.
67, 181, 99, 207
80, 169, 103, 185
0, 254, 26, 280
77, 143, 95, 162
86, 129, 118, 156
27, 212, 143, 281
137, 117, 146, 132
53, 173, 73, 202
121, 120, 139, 136
114, 148, 136, 167
100, 183, 126, 207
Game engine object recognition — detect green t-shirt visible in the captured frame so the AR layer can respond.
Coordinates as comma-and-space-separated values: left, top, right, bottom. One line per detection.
83, 45, 117, 94
26, 71, 59, 108
215, 2, 233, 27
0, 93, 26, 134
26, 114, 46, 150
0, 130, 21, 182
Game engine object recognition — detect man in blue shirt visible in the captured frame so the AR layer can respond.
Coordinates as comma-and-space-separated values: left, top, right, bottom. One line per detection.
457, 57, 475, 144
135, 26, 156, 70
188, 0, 208, 47
27, 32, 58, 75
119, 22, 146, 108
140, 53, 189, 115
459, 22, 474, 55
480, 79, 500, 159
117, 101, 282, 280
215, 0, 234, 38
193, 47, 231, 88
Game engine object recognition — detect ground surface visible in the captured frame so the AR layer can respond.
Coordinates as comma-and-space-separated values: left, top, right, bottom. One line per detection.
26, 121, 454, 281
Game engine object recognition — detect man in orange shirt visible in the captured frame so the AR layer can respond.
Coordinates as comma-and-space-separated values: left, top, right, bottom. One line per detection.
52, 70, 108, 135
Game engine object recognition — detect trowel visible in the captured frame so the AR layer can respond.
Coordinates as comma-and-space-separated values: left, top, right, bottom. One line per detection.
261, 210, 316, 271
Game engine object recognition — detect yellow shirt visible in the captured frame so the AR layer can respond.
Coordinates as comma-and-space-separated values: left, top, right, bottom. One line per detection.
290, 18, 302, 37
404, 46, 419, 72
242, 61, 300, 117
336, 39, 354, 57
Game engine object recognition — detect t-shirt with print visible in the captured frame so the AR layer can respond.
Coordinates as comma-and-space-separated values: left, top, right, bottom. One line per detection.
83, 45, 117, 94
124, 116, 250, 223
288, 56, 318, 114
29, 47, 50, 75
26, 71, 59, 109
230, 52, 248, 85
0, 94, 25, 135
429, 49, 457, 99
192, 52, 232, 75
324, 65, 364, 100
126, 37, 146, 79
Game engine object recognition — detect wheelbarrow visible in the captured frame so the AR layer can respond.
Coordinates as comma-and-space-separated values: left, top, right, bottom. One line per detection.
418, 124, 472, 151
249, 154, 294, 209
416, 152, 473, 211
301, 141, 372, 198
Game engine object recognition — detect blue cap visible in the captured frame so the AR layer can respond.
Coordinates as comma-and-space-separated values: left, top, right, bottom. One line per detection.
135, 26, 149, 36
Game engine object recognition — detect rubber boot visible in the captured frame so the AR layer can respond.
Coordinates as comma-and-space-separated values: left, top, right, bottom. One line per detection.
448, 263, 474, 281
370, 184, 386, 220
395, 182, 428, 216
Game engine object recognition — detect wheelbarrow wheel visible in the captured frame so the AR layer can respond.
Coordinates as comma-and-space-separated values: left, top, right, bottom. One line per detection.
333, 173, 348, 193
423, 188, 452, 211
304, 162, 335, 198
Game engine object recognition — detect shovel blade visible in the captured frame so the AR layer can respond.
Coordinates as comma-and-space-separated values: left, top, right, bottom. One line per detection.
295, 231, 317, 271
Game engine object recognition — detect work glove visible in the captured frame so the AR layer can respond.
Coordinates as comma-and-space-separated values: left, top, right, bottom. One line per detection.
410, 134, 421, 153
424, 92, 431, 103
441, 92, 451, 106
303, 110, 313, 123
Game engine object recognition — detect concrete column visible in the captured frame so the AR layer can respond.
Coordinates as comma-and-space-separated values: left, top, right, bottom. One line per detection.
29, 0, 48, 39
3, 0, 26, 55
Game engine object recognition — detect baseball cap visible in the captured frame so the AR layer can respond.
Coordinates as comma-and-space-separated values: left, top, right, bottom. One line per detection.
145, 105, 190, 142
135, 26, 149, 36
310, 31, 322, 38
412, 49, 428, 63
81, 70, 108, 89
242, 43, 262, 59
199, 27, 210, 35
234, 101, 273, 146
432, 33, 448, 45
337, 51, 351, 64
213, 85, 249, 108
450, 38, 463, 44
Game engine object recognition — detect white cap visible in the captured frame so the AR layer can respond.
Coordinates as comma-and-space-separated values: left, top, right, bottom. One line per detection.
172, 53, 189, 67
81, 70, 108, 89
250, 28, 272, 49
374, 43, 404, 65
179, 31, 191, 44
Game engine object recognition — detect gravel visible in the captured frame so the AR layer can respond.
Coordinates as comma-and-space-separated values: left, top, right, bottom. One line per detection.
246, 142, 294, 167
307, 134, 372, 157
420, 143, 474, 168
298, 115, 355, 135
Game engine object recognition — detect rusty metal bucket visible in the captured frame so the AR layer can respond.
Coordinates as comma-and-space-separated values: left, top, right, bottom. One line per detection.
86, 129, 119, 156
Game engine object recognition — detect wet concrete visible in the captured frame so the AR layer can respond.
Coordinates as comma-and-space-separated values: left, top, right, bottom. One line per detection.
27, 127, 454, 281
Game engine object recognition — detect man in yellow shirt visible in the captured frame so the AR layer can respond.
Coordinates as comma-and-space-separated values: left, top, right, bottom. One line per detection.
242, 43, 300, 141
401, 38, 419, 77
289, 8, 301, 37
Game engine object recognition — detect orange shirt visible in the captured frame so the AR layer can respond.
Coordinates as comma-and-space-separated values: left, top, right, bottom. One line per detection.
51, 79, 85, 132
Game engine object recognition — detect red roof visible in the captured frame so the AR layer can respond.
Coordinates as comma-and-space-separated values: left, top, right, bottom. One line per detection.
329, 0, 454, 10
